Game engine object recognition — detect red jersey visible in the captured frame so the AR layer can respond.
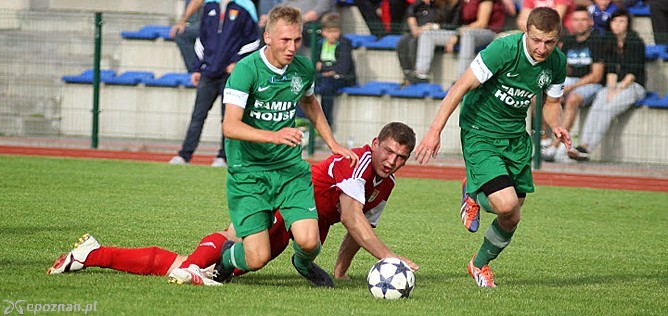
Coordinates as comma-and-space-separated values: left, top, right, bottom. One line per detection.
310, 145, 395, 228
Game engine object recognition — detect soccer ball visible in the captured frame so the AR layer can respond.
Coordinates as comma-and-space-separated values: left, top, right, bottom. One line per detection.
367, 258, 415, 299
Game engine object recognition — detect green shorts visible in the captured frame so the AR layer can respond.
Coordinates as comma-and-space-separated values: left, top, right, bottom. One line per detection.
460, 129, 534, 195
226, 160, 318, 238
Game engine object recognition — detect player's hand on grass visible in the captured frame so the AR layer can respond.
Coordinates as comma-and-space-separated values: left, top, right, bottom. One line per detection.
274, 127, 303, 147
415, 128, 441, 164
331, 143, 359, 168
396, 256, 419, 272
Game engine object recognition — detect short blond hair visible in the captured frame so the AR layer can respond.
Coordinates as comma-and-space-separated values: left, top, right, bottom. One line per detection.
266, 6, 303, 34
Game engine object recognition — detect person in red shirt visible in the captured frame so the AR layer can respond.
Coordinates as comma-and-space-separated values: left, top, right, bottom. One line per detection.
47, 122, 419, 286
517, 0, 575, 33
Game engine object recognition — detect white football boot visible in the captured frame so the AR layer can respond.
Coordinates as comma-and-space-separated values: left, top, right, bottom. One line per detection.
168, 264, 222, 286
47, 233, 100, 274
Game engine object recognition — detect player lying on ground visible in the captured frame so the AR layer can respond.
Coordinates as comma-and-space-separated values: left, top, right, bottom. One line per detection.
48, 122, 420, 286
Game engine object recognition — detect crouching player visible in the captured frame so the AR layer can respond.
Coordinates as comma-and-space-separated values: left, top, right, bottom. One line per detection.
48, 122, 420, 286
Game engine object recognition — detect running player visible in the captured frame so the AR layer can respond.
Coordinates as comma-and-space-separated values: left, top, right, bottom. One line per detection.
415, 7, 571, 288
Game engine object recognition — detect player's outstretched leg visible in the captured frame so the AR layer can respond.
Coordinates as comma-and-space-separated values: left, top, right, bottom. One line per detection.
168, 264, 221, 286
47, 234, 100, 274
460, 178, 480, 233
467, 254, 496, 288
291, 255, 334, 288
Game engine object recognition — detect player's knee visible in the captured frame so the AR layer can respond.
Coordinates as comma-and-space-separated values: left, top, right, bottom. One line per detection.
245, 251, 271, 271
295, 238, 320, 254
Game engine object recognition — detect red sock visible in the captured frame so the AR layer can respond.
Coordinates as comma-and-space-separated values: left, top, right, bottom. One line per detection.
179, 233, 228, 268
85, 246, 178, 276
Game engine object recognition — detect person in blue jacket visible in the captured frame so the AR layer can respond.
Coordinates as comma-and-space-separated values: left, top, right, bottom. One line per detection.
169, 0, 260, 167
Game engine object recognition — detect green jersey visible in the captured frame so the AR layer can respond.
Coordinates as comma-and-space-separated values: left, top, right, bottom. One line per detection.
223, 47, 315, 172
460, 33, 566, 138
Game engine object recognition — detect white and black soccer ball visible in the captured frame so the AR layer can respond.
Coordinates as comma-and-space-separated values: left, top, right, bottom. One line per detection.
367, 258, 415, 299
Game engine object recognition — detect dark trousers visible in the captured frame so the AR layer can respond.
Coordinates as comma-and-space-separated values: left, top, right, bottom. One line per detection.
178, 74, 229, 161
316, 75, 350, 128
397, 34, 418, 72
651, 0, 668, 45
173, 23, 200, 73
356, 0, 406, 37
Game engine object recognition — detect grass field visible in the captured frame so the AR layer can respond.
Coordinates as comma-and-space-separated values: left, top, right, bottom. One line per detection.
1, 155, 667, 315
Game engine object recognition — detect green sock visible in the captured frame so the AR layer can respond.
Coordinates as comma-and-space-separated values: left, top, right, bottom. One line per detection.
473, 219, 515, 268
222, 242, 249, 271
292, 241, 321, 276
475, 191, 493, 214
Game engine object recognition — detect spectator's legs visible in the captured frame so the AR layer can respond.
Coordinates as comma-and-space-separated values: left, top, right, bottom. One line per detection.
356, 0, 386, 37
388, 0, 407, 35
457, 29, 496, 76
580, 83, 646, 151
415, 29, 456, 76
316, 75, 347, 128
173, 23, 200, 73
397, 34, 417, 73
178, 76, 224, 161
650, 0, 668, 45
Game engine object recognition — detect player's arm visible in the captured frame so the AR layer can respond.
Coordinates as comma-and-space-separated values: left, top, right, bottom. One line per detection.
170, 0, 204, 37
336, 194, 419, 272
299, 93, 359, 166
333, 231, 361, 279
415, 68, 480, 164
543, 95, 572, 149
223, 104, 303, 146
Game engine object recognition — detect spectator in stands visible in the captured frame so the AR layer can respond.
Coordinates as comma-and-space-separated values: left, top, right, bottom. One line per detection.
650, 0, 668, 45
169, 0, 261, 167
314, 13, 357, 128
588, 0, 619, 34
170, 0, 203, 73
412, 0, 505, 83
280, 0, 337, 54
542, 5, 604, 162
356, 0, 408, 37
517, 0, 574, 34
569, 9, 646, 161
396, 0, 461, 86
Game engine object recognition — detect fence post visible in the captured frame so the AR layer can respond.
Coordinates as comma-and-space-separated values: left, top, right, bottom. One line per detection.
532, 93, 543, 170
306, 22, 320, 156
91, 12, 103, 149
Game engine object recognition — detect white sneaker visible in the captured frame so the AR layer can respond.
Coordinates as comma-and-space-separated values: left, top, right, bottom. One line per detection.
168, 264, 222, 286
47, 234, 100, 274
541, 145, 557, 162
168, 156, 187, 165
211, 157, 227, 168
553, 144, 574, 164
540, 138, 551, 149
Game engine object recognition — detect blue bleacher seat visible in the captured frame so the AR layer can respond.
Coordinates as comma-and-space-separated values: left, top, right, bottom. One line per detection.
387, 83, 444, 99
645, 45, 666, 60
340, 81, 401, 96
344, 34, 377, 48
62, 69, 117, 84
638, 92, 668, 108
121, 25, 172, 40
104, 71, 155, 85
628, 2, 650, 16
431, 88, 448, 99
363, 35, 402, 50
143, 72, 194, 88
